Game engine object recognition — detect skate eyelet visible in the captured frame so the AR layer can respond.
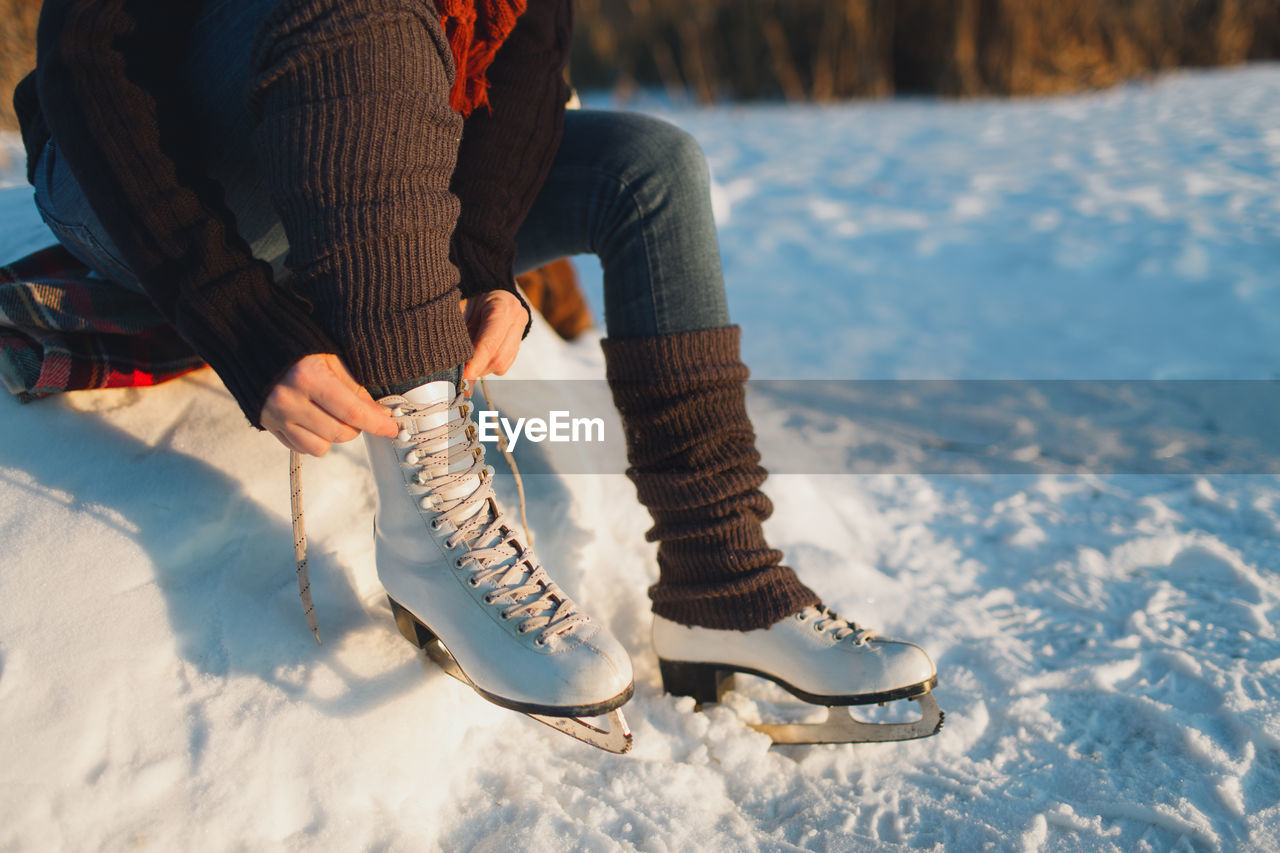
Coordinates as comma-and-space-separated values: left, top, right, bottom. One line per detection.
500, 612, 510, 620
453, 557, 465, 569
483, 594, 494, 604
468, 578, 479, 587
534, 637, 547, 647
405, 451, 419, 465
430, 518, 441, 530
795, 612, 808, 621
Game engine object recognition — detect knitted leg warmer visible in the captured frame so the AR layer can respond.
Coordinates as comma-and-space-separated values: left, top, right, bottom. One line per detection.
250, 0, 473, 390
602, 326, 820, 630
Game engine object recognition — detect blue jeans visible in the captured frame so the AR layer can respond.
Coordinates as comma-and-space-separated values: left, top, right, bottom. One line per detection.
32, 0, 730, 363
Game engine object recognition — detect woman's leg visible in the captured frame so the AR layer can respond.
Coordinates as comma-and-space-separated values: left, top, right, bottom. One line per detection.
515, 110, 728, 337
516, 111, 940, 736
188, 0, 458, 393
515, 111, 821, 630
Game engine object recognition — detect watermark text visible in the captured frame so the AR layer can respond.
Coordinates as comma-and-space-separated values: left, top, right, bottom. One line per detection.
477, 410, 605, 451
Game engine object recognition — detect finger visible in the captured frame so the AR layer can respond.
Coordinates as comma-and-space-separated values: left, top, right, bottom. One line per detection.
320, 358, 399, 428
490, 320, 523, 375
314, 384, 394, 438
262, 383, 307, 429
465, 336, 497, 383
312, 379, 398, 438
283, 424, 334, 458
292, 405, 362, 445
316, 354, 394, 407
356, 385, 402, 419
321, 354, 366, 395
269, 428, 305, 455
270, 370, 389, 439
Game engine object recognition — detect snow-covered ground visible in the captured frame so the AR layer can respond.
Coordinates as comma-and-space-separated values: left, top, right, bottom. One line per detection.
2, 65, 1278, 851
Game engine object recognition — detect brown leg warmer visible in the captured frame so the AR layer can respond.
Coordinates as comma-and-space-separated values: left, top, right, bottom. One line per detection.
602, 326, 821, 630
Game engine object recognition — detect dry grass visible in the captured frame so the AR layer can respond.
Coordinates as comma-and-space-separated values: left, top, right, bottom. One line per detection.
1, 0, 39, 129
3, 0, 1278, 130
571, 0, 1280, 102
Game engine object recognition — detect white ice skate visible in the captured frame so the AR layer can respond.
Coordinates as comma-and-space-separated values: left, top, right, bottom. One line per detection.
365, 380, 634, 753
653, 607, 943, 744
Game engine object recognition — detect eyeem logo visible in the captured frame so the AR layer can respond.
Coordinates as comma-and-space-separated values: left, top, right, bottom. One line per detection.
476, 410, 605, 451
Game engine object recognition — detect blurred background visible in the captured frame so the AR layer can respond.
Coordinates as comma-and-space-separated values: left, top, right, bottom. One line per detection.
0, 0, 36, 129
4, 0, 1280, 127
569, 0, 1280, 102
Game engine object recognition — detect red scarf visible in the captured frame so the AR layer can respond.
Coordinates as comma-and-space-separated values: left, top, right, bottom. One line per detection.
436, 0, 528, 116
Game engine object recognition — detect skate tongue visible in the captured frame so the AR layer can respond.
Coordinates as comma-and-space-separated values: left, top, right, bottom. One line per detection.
396, 380, 458, 437
390, 380, 486, 519
399, 379, 454, 407
382, 380, 456, 445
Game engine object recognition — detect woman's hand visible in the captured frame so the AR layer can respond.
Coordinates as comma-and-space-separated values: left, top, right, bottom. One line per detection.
261, 353, 398, 456
460, 289, 527, 387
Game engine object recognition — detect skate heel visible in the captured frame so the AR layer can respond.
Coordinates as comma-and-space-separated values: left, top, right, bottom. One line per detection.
388, 597, 437, 649
658, 659, 734, 706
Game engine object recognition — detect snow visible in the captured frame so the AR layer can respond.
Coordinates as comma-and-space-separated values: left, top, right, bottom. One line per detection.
2, 65, 1279, 851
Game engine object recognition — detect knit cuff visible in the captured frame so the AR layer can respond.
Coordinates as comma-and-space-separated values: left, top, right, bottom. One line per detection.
290, 232, 475, 391
338, 285, 474, 392
601, 325, 746, 383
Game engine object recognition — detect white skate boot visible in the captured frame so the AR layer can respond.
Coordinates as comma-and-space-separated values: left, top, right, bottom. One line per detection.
365, 380, 634, 752
653, 607, 943, 744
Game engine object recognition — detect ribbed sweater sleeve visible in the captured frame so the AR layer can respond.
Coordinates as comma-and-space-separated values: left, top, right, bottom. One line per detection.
449, 0, 572, 314
32, 0, 339, 426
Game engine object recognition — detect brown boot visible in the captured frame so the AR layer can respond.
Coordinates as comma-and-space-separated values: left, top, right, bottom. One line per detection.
516, 258, 594, 341
602, 326, 820, 630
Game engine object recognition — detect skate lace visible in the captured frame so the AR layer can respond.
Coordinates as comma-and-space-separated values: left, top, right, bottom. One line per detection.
393, 387, 589, 647
795, 606, 878, 646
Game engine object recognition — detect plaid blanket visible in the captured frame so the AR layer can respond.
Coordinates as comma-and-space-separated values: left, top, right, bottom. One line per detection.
0, 244, 205, 402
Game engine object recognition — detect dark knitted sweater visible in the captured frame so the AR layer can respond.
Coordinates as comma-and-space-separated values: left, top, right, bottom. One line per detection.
14, 0, 571, 426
